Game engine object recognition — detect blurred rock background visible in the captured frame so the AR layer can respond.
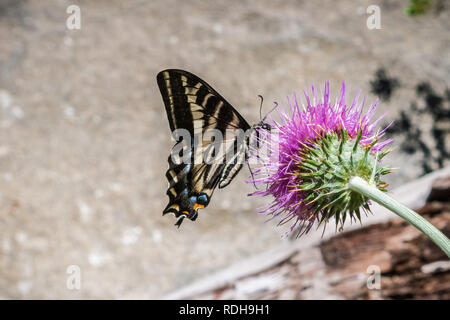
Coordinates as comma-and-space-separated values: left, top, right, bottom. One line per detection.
0, 0, 448, 298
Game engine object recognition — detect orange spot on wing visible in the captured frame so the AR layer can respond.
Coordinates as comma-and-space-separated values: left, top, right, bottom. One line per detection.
193, 203, 205, 211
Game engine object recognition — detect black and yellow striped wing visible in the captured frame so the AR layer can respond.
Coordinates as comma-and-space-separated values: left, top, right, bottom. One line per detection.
157, 69, 251, 226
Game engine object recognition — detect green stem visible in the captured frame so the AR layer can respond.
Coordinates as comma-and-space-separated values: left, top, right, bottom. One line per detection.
348, 176, 450, 258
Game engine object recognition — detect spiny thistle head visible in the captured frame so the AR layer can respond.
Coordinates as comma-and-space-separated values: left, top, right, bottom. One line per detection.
249, 82, 392, 236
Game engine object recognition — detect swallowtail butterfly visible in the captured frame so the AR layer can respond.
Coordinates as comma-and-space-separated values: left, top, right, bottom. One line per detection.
157, 69, 269, 227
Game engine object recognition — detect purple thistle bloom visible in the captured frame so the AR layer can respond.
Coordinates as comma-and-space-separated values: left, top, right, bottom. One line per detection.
249, 82, 392, 237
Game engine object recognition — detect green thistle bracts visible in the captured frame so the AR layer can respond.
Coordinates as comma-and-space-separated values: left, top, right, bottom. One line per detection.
295, 130, 391, 228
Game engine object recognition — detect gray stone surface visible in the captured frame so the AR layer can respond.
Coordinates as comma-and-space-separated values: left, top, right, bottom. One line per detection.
0, 0, 448, 298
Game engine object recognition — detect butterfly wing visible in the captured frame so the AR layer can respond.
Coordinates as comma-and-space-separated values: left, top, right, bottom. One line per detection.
157, 69, 251, 225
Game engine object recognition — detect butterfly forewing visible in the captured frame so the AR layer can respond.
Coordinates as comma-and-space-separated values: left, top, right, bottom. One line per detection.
157, 69, 251, 224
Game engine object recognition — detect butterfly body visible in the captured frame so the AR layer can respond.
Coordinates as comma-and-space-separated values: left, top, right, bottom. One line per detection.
157, 69, 266, 226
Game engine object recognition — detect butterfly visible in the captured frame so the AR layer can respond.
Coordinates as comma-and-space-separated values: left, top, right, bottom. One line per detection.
157, 69, 271, 227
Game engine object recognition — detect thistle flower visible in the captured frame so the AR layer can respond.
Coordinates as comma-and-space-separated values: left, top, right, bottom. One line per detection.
248, 81, 450, 257
249, 81, 393, 236
249, 82, 450, 257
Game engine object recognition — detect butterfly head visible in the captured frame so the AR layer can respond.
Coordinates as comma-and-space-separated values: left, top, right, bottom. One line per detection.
252, 120, 272, 134
258, 121, 271, 131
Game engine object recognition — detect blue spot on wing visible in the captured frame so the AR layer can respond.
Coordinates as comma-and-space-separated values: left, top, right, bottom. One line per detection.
198, 194, 208, 205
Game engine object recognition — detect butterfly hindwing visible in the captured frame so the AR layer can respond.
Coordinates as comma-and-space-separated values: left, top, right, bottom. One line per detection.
157, 69, 251, 225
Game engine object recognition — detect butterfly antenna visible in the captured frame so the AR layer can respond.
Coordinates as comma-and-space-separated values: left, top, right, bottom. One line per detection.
258, 95, 264, 120
262, 102, 278, 122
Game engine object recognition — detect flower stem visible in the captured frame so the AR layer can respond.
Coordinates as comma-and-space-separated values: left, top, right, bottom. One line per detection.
348, 176, 450, 257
